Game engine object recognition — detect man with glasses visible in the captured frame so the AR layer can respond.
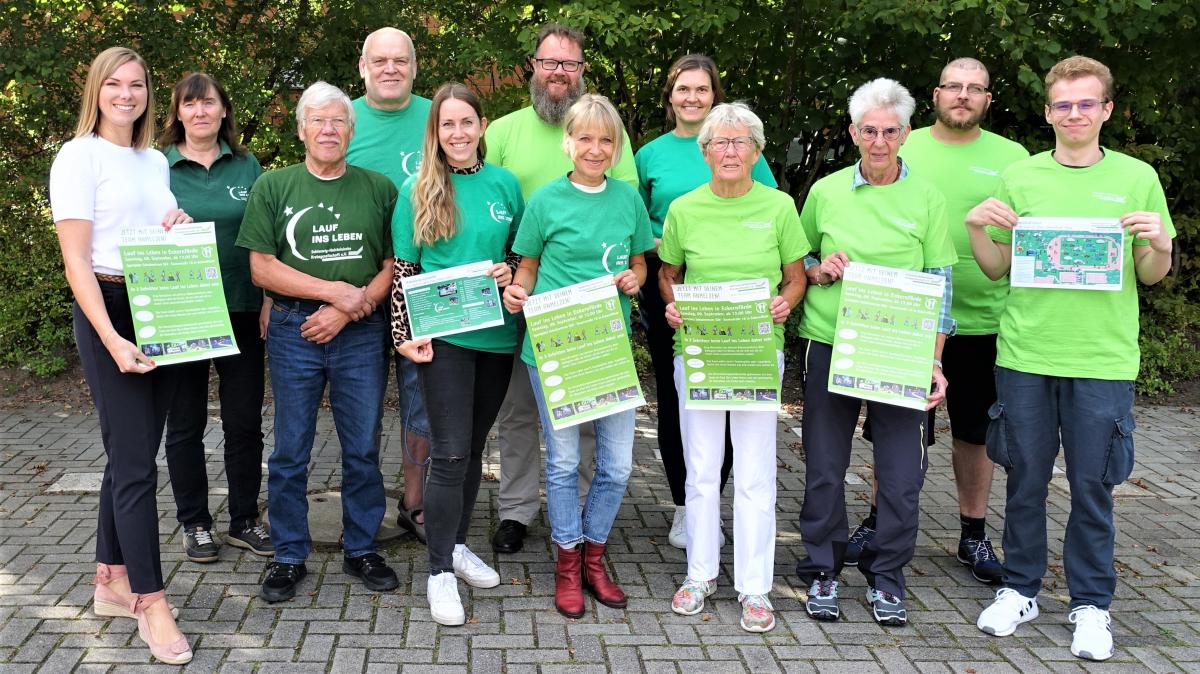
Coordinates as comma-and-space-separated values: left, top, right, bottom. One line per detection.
967, 56, 1174, 662
345, 27, 434, 544
483, 23, 638, 554
845, 58, 1028, 585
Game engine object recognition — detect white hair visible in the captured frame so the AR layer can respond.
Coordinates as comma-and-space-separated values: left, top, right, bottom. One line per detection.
696, 102, 766, 151
848, 78, 915, 126
296, 81, 355, 130
361, 27, 415, 61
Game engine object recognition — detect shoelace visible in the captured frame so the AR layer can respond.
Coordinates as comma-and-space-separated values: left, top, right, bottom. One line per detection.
1069, 605, 1110, 627
993, 587, 1027, 606
849, 526, 874, 545
268, 563, 301, 580
741, 594, 773, 611
244, 525, 269, 541
457, 549, 488, 571
192, 529, 214, 546
876, 590, 900, 605
680, 578, 711, 595
967, 538, 999, 562
430, 572, 457, 596
813, 578, 837, 598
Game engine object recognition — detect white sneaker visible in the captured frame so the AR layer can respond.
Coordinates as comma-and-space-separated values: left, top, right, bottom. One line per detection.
452, 544, 501, 588
977, 588, 1039, 636
1070, 605, 1114, 661
427, 572, 466, 626
668, 506, 687, 549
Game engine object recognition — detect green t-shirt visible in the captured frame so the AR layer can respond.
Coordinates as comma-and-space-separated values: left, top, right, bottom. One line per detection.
901, 127, 1029, 334
346, 95, 433, 187
236, 164, 397, 299
512, 176, 655, 365
484, 106, 638, 199
659, 182, 809, 353
164, 142, 264, 312
635, 131, 777, 238
987, 149, 1175, 380
392, 163, 525, 354
798, 164, 958, 345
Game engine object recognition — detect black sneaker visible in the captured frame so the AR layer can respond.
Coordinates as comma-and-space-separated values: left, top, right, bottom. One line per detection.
227, 524, 275, 557
183, 525, 220, 563
958, 535, 1004, 585
343, 553, 399, 592
261, 562, 307, 603
844, 524, 875, 567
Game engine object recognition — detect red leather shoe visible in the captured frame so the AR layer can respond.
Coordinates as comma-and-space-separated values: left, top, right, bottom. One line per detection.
554, 545, 585, 618
582, 541, 627, 608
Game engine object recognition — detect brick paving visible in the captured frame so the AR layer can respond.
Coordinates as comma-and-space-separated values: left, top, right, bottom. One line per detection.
0, 399, 1198, 672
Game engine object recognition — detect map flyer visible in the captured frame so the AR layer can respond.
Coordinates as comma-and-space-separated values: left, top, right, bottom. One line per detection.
1011, 217, 1124, 291
402, 260, 505, 340
829, 262, 943, 411
524, 275, 645, 430
674, 278, 779, 411
118, 221, 239, 365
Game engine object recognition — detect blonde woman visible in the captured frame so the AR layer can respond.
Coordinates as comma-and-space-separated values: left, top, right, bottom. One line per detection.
390, 83, 524, 625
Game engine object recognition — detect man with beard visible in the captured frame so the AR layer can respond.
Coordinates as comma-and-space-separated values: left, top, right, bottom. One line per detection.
841, 58, 1028, 584
484, 24, 638, 553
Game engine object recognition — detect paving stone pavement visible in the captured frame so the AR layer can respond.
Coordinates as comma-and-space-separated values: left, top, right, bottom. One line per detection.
1, 399, 1198, 673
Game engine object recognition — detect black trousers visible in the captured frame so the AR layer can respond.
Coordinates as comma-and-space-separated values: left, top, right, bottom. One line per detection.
639, 255, 732, 506
76, 281, 179, 594
419, 340, 513, 573
164, 311, 266, 533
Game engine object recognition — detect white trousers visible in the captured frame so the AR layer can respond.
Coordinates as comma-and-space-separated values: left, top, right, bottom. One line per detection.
673, 352, 783, 595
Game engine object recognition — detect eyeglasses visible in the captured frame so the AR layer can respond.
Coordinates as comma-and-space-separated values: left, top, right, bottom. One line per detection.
1048, 99, 1107, 116
939, 82, 988, 96
856, 125, 903, 142
706, 136, 756, 153
306, 116, 348, 129
532, 57, 584, 72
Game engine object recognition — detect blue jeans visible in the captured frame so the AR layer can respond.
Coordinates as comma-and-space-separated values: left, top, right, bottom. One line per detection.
266, 301, 387, 564
526, 364, 634, 547
989, 366, 1135, 610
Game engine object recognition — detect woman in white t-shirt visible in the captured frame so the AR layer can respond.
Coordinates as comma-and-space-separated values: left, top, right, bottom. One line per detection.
48, 47, 193, 665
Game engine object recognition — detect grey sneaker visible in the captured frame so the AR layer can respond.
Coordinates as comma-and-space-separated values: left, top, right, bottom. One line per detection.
227, 523, 274, 556
805, 577, 840, 621
866, 586, 907, 626
183, 525, 219, 563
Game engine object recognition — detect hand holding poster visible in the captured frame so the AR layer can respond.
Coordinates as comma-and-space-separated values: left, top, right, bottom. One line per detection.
674, 278, 779, 410
1011, 217, 1124, 291
119, 221, 239, 365
401, 260, 505, 340
524, 276, 645, 430
829, 262, 943, 410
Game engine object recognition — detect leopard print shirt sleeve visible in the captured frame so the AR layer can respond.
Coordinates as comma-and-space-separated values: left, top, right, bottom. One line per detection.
390, 259, 421, 349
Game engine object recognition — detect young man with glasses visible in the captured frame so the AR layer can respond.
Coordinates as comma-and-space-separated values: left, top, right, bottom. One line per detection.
966, 55, 1174, 662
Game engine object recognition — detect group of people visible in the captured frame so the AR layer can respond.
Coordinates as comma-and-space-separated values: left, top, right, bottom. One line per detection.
48, 19, 1173, 666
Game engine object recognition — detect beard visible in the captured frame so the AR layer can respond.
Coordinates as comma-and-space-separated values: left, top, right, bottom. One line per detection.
530, 74, 585, 125
935, 103, 986, 131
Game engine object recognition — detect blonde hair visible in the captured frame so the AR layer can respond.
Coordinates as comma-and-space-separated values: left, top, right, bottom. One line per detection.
412, 83, 487, 246
1045, 55, 1113, 103
74, 47, 155, 150
560, 94, 624, 164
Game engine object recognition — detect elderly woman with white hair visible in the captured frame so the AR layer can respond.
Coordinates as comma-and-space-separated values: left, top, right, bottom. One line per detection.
793, 78, 956, 627
658, 102, 809, 633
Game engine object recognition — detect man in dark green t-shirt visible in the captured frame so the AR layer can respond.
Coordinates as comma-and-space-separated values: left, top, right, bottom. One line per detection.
237, 81, 400, 604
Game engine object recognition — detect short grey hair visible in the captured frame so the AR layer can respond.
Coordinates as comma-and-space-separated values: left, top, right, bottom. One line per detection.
848, 78, 915, 127
696, 102, 766, 151
296, 81, 355, 130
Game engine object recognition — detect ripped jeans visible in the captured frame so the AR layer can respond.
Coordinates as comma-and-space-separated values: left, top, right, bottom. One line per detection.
419, 340, 514, 574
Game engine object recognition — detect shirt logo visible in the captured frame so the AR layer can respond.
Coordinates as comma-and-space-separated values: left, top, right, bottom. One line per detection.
282, 202, 363, 262
970, 166, 1000, 176
488, 201, 513, 224
1092, 191, 1127, 204
227, 185, 250, 201
742, 220, 771, 230
599, 241, 631, 274
399, 150, 422, 177
892, 218, 917, 230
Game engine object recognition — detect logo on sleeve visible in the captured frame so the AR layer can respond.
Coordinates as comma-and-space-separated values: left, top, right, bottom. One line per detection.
283, 202, 364, 262
227, 185, 250, 201
1092, 191, 1127, 204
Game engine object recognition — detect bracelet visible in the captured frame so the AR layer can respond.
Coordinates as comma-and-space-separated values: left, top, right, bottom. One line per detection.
932, 358, 943, 369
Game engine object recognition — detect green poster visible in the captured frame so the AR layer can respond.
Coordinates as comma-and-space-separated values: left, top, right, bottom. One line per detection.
829, 262, 943, 411
401, 260, 504, 340
524, 275, 646, 430
674, 278, 779, 411
1011, 216, 1124, 291
119, 221, 239, 365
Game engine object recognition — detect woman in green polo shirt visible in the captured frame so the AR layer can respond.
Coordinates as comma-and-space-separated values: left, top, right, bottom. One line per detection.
390, 83, 523, 627
158, 73, 272, 564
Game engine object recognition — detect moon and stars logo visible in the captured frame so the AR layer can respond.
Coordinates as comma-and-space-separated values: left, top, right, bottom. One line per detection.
283, 202, 348, 261
226, 185, 250, 201
487, 201, 512, 224
399, 150, 422, 177
599, 241, 630, 274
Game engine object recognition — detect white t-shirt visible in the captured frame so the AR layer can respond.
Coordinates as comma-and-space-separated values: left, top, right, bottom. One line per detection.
49, 134, 176, 275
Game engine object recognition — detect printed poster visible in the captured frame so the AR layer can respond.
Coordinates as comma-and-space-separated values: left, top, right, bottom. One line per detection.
829, 262, 943, 410
401, 260, 504, 340
1011, 217, 1124, 291
674, 278, 779, 411
524, 276, 645, 430
118, 221, 239, 365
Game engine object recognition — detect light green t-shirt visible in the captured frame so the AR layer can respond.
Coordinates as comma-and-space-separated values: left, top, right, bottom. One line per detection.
658, 182, 809, 353
987, 149, 1175, 380
798, 164, 958, 345
236, 164, 397, 300
484, 106, 638, 199
901, 127, 1029, 334
635, 131, 777, 238
392, 163, 525, 354
512, 176, 655, 365
346, 95, 433, 188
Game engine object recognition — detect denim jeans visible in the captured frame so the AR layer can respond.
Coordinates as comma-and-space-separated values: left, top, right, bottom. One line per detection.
526, 364, 635, 547
989, 366, 1135, 610
266, 301, 387, 564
